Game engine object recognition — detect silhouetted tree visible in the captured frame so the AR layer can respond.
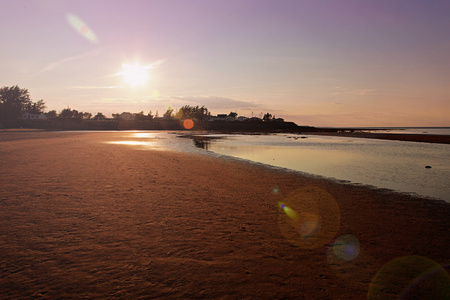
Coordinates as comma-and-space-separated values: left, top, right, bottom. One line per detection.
26, 99, 46, 114
92, 112, 106, 120
58, 108, 91, 119
59, 108, 74, 118
163, 107, 174, 119
175, 105, 210, 121
47, 110, 57, 119
175, 105, 191, 119
73, 110, 81, 118
197, 105, 210, 121
74, 110, 91, 119
263, 113, 273, 122
0, 85, 45, 126
82, 112, 92, 119
134, 111, 147, 121
228, 112, 238, 118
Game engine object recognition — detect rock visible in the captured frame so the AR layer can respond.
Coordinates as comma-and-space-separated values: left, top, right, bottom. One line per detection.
425, 166, 432, 169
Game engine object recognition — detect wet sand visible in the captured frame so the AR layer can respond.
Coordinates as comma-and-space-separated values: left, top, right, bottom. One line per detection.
0, 131, 449, 299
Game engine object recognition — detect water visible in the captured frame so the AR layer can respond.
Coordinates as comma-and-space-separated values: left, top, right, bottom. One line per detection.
191, 134, 450, 202
107, 131, 206, 154
106, 131, 450, 202
359, 127, 450, 135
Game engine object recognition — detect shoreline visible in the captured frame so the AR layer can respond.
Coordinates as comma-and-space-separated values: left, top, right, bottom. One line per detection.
303, 131, 450, 144
2, 127, 450, 144
187, 132, 449, 202
1, 131, 449, 298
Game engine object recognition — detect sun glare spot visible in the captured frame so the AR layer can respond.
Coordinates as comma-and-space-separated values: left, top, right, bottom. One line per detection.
183, 119, 194, 130
119, 63, 151, 87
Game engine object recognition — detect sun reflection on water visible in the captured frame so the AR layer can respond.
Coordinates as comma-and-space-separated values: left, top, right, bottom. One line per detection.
107, 132, 164, 149
132, 132, 158, 138
108, 141, 157, 146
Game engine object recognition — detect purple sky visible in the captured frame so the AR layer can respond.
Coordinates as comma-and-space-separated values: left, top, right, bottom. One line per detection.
1, 0, 449, 126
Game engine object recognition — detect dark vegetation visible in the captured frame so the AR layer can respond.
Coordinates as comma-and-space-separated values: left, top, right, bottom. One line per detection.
2, 86, 449, 144
0, 85, 313, 132
0, 86, 46, 128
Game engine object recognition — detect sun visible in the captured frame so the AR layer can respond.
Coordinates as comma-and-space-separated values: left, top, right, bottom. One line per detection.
119, 63, 151, 87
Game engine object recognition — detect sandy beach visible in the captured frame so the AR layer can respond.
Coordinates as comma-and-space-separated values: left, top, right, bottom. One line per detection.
1, 131, 449, 299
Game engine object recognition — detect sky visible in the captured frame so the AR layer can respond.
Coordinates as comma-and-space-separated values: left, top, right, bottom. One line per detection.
1, 0, 449, 127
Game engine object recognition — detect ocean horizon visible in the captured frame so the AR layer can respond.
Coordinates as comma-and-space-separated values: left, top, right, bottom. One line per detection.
350, 127, 450, 135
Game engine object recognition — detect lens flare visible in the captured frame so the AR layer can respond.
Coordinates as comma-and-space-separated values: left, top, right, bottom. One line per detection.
332, 234, 360, 261
278, 203, 298, 220
152, 89, 160, 97
368, 255, 450, 299
67, 14, 99, 44
183, 119, 194, 130
326, 234, 364, 279
278, 187, 341, 249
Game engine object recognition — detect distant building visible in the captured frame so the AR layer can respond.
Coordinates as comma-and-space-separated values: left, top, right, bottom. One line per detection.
207, 115, 227, 122
211, 114, 235, 121
119, 112, 136, 121
22, 112, 47, 120
207, 114, 245, 122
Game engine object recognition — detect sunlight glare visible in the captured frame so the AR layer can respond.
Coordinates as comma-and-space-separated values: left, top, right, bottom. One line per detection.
119, 63, 151, 87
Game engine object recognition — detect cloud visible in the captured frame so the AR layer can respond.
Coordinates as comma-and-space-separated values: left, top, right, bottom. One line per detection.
149, 59, 167, 68
331, 87, 379, 96
70, 85, 125, 89
92, 97, 153, 105
34, 48, 103, 75
169, 96, 259, 110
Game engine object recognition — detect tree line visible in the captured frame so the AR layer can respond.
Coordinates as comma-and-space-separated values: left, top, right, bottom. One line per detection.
50, 105, 214, 122
1, 85, 282, 129
1, 85, 220, 125
0, 86, 46, 127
